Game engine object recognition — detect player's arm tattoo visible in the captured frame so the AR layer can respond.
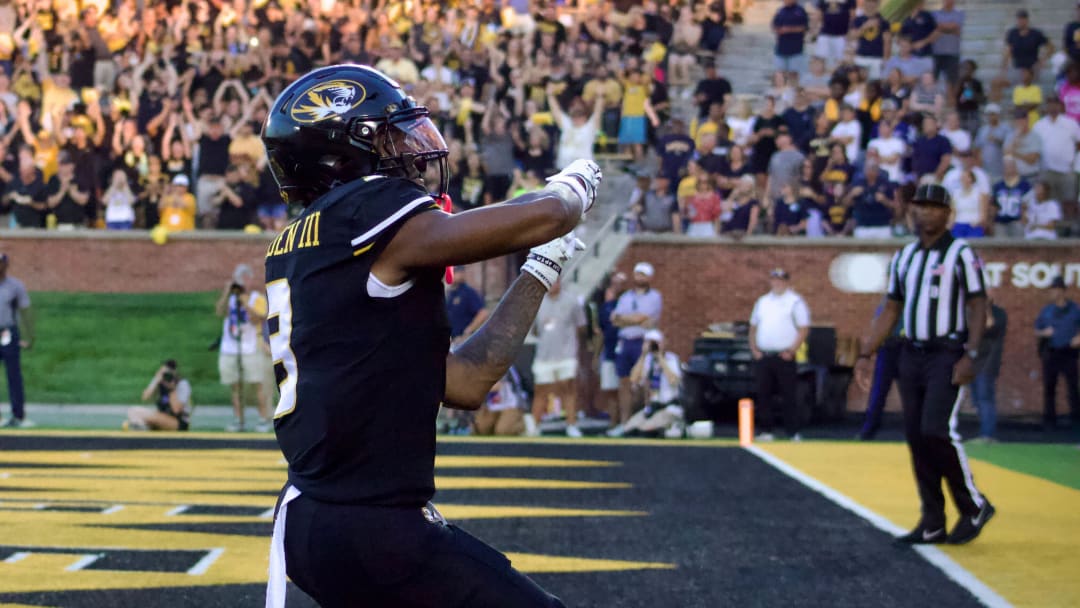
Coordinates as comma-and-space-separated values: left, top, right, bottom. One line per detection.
444, 273, 548, 409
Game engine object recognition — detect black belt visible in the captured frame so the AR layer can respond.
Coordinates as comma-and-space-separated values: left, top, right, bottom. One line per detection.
904, 339, 964, 352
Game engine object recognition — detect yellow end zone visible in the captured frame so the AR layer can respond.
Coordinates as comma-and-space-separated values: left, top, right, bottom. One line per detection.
759, 442, 1080, 608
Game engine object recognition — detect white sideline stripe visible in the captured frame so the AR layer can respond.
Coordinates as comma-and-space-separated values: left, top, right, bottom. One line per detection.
259, 507, 276, 519
746, 446, 1012, 608
165, 505, 189, 516
349, 196, 434, 246
188, 548, 225, 575
102, 505, 124, 515
66, 553, 103, 571
5, 552, 30, 563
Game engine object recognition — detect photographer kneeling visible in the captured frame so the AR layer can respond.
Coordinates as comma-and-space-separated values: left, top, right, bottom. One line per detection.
606, 330, 685, 438
125, 360, 192, 431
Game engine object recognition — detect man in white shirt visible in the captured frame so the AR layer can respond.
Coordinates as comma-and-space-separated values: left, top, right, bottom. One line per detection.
1032, 97, 1080, 203
749, 268, 811, 441
941, 112, 972, 170
216, 264, 272, 432
942, 150, 991, 195
530, 280, 587, 437
1025, 181, 1062, 240
867, 121, 907, 182
548, 85, 604, 170
419, 53, 457, 87
830, 104, 863, 165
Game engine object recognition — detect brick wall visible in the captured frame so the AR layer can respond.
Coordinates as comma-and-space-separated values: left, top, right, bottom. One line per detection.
614, 236, 1080, 419
3, 232, 1077, 417
0, 233, 272, 292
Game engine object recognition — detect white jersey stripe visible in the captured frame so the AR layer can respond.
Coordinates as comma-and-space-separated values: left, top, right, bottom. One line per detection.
350, 195, 435, 247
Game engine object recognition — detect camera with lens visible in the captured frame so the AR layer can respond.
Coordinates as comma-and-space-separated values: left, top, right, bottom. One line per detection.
160, 359, 178, 385
229, 281, 245, 294
649, 341, 659, 352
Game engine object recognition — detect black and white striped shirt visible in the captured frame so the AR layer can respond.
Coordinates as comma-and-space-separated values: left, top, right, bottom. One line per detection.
887, 234, 987, 342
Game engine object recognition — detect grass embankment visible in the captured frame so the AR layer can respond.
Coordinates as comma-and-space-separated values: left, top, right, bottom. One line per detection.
18, 292, 235, 405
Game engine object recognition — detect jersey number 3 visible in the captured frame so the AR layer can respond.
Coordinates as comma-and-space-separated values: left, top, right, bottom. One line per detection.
267, 279, 298, 418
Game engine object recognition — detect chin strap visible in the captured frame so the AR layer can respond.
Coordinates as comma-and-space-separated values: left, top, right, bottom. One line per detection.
436, 193, 455, 284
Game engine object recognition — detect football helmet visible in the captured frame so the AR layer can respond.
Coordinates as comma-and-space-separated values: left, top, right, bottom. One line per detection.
262, 64, 449, 204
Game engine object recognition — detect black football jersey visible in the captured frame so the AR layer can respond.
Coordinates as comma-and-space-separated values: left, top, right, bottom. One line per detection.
265, 175, 449, 506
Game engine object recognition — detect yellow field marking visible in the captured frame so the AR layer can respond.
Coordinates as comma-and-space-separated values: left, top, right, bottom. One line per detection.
434, 477, 629, 490
760, 442, 1080, 608
505, 553, 675, 573
436, 504, 646, 519
0, 447, 659, 595
434, 456, 619, 468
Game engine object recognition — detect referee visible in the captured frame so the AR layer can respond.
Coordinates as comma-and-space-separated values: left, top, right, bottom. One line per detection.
856, 183, 995, 545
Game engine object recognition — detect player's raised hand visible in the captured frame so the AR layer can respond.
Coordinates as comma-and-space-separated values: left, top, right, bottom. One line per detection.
521, 232, 587, 291
546, 159, 603, 219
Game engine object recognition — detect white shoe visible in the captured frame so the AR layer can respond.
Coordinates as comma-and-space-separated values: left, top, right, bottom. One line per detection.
756, 432, 775, 442
565, 424, 583, 438
605, 424, 626, 438
790, 432, 803, 442
225, 419, 244, 432
254, 419, 273, 433
523, 414, 540, 437
664, 422, 686, 439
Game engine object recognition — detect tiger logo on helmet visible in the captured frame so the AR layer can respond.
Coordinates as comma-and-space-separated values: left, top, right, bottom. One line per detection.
289, 80, 367, 123
262, 65, 449, 205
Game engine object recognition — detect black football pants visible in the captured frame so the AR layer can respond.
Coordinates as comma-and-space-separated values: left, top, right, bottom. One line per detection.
1041, 348, 1080, 428
896, 343, 986, 529
754, 354, 800, 435
283, 492, 565, 608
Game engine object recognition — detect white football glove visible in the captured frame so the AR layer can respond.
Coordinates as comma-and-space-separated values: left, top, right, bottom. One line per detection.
545, 159, 603, 219
521, 232, 587, 291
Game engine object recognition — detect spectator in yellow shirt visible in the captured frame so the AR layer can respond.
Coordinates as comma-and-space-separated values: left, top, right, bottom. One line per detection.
1012, 67, 1043, 126
159, 175, 196, 232
618, 69, 658, 162
374, 42, 420, 85
693, 101, 728, 150
40, 73, 77, 132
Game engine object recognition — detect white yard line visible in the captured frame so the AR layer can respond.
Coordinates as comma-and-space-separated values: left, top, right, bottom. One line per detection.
4, 552, 30, 563
187, 548, 225, 575
65, 553, 104, 571
746, 445, 1012, 608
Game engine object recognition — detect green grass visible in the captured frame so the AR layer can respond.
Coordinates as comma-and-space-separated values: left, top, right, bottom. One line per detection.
967, 443, 1080, 491
17, 292, 234, 405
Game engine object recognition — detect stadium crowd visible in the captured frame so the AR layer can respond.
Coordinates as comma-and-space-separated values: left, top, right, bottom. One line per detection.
0, 0, 1076, 241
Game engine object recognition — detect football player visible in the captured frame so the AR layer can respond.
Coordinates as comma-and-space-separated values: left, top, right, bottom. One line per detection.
262, 64, 601, 608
